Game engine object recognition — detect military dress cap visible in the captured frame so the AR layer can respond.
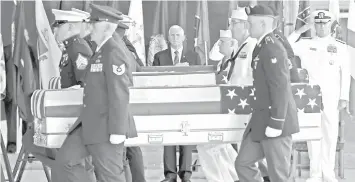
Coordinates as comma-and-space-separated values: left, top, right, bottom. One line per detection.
231, 7, 248, 21
52, 9, 87, 27
314, 10, 333, 23
245, 5, 275, 18
71, 8, 90, 19
89, 4, 123, 24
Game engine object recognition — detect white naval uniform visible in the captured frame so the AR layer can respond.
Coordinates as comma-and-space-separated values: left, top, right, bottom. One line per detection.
289, 34, 351, 181
196, 37, 257, 182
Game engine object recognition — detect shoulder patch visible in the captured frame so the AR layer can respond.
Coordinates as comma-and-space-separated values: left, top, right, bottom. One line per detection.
75, 53, 88, 70
112, 64, 126, 76
336, 39, 345, 44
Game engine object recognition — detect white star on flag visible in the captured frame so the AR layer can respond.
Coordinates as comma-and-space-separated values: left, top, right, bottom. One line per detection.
295, 88, 306, 99
228, 108, 236, 114
222, 75, 228, 83
297, 108, 305, 113
238, 99, 249, 109
307, 98, 318, 109
226, 89, 237, 100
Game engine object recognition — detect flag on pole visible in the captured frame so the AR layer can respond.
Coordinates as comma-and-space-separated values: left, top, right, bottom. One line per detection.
12, 1, 37, 120
283, 0, 300, 36
329, 0, 340, 23
35, 0, 61, 89
126, 0, 146, 66
147, 0, 169, 66
194, 0, 210, 65
295, 0, 311, 37
0, 31, 5, 100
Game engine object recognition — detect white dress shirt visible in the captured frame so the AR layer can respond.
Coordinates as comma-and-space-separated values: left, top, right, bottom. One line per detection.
170, 46, 183, 64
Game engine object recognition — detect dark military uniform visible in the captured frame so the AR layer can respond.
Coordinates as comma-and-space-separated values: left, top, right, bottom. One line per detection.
59, 35, 92, 88
235, 5, 299, 182
113, 31, 146, 182
83, 35, 97, 52
54, 4, 137, 182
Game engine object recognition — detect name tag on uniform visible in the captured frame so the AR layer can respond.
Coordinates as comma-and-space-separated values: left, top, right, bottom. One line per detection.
310, 47, 317, 51
90, 63, 103, 72
238, 52, 247, 59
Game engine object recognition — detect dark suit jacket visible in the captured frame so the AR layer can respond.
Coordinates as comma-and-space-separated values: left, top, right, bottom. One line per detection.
152, 46, 201, 66
69, 37, 137, 145
248, 33, 299, 142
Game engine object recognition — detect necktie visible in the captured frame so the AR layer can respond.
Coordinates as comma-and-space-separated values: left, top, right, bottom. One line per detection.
174, 50, 179, 65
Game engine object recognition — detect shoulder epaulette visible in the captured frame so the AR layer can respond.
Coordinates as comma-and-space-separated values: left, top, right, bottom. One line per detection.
336, 39, 346, 44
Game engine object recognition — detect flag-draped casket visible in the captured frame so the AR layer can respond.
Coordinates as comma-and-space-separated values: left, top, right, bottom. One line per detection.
31, 66, 321, 148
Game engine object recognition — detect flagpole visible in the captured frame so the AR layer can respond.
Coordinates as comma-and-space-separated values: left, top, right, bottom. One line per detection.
204, 41, 208, 65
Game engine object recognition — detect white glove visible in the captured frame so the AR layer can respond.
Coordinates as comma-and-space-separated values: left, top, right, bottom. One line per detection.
66, 85, 81, 89
265, 126, 282, 138
109, 134, 126, 144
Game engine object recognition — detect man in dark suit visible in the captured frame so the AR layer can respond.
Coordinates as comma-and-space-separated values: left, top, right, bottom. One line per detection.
52, 4, 137, 182
235, 5, 299, 182
153, 25, 200, 182
153, 25, 200, 67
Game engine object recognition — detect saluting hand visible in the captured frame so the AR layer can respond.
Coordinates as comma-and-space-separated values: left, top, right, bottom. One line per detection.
338, 99, 348, 112
109, 134, 126, 144
265, 126, 282, 138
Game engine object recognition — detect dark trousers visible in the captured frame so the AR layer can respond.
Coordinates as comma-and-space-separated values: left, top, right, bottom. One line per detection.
4, 100, 17, 144
52, 127, 125, 182
126, 146, 146, 182
235, 132, 293, 182
163, 145, 192, 180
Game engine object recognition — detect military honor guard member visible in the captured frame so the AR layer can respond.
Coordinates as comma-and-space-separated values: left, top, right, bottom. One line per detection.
71, 8, 97, 51
52, 4, 137, 182
197, 29, 240, 182
235, 5, 299, 182
289, 10, 350, 182
22, 10, 95, 175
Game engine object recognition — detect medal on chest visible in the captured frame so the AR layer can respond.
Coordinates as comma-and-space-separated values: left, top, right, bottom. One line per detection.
60, 53, 69, 67
252, 55, 259, 69
90, 63, 103, 72
327, 44, 337, 65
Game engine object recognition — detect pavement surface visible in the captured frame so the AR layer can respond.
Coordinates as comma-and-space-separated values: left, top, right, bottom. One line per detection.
1, 118, 355, 182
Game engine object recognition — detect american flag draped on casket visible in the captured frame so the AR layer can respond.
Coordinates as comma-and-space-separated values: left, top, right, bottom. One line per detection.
31, 66, 320, 148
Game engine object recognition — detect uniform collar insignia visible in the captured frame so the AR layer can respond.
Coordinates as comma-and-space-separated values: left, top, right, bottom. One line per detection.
63, 35, 79, 47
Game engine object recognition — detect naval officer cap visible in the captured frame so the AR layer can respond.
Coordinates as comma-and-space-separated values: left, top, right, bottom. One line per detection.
88, 4, 123, 24
231, 8, 248, 21
51, 9, 87, 27
245, 5, 276, 18
314, 10, 333, 23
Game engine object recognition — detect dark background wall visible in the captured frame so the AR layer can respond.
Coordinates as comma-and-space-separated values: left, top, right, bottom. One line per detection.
1, 1, 242, 53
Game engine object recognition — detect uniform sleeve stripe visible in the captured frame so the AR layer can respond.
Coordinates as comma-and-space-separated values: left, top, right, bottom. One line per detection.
271, 117, 285, 121
36, 90, 46, 119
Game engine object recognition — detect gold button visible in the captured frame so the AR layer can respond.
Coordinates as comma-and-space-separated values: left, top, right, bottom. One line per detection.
83, 104, 86, 107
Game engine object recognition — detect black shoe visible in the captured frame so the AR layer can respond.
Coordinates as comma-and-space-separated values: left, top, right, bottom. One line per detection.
263, 176, 270, 182
6, 142, 16, 153
161, 177, 177, 182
